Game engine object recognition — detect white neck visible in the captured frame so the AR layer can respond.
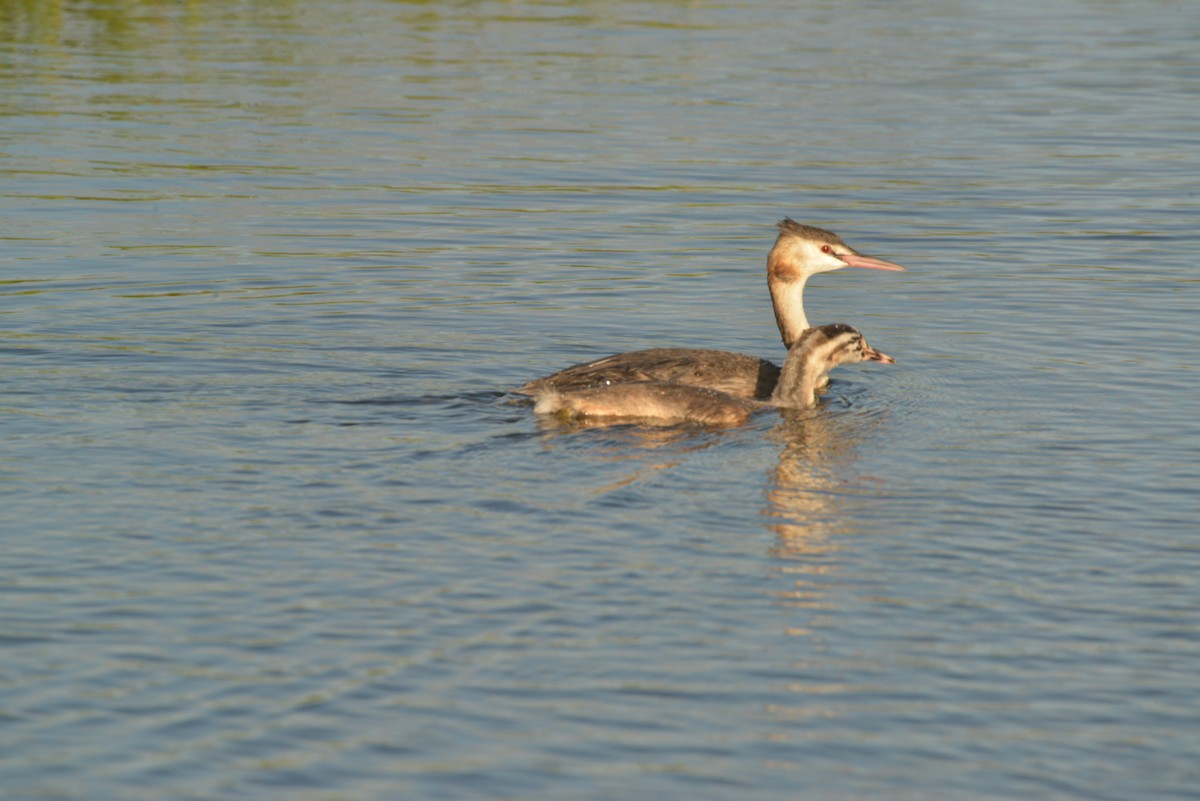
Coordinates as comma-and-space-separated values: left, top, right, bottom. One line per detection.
769, 276, 811, 349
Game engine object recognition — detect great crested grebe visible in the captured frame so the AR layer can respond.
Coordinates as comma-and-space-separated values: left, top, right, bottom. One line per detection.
532, 323, 894, 427
515, 219, 905, 400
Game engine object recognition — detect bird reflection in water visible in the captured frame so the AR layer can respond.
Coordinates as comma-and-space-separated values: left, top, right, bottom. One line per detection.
764, 405, 886, 638
531, 415, 727, 496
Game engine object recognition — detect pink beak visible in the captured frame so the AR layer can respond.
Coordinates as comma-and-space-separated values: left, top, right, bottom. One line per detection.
839, 252, 906, 272
863, 341, 896, 364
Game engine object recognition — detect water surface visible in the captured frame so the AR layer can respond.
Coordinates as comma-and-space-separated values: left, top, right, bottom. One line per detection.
2, 1, 1198, 799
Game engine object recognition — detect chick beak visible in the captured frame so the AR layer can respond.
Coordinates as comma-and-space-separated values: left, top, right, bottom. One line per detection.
863, 341, 896, 364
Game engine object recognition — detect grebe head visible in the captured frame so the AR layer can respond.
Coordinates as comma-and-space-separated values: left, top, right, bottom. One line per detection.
767, 220, 906, 348
772, 322, 894, 409
795, 322, 895, 369
768, 219, 907, 281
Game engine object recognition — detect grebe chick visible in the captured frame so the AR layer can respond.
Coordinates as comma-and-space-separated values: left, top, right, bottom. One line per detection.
515, 219, 905, 400
533, 324, 894, 427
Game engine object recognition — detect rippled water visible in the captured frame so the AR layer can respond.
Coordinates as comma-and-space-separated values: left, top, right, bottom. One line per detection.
2, 1, 1198, 799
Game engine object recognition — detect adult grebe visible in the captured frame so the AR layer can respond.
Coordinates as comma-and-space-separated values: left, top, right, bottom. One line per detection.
515, 220, 905, 400
532, 323, 894, 426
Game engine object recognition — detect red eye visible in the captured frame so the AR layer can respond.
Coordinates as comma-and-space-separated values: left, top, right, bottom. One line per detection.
820, 244, 832, 254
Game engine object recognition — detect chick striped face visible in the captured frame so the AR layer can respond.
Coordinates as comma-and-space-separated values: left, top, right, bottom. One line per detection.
800, 323, 895, 368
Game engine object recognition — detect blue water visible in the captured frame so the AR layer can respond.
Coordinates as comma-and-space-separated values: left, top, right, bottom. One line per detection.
2, 1, 1198, 799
